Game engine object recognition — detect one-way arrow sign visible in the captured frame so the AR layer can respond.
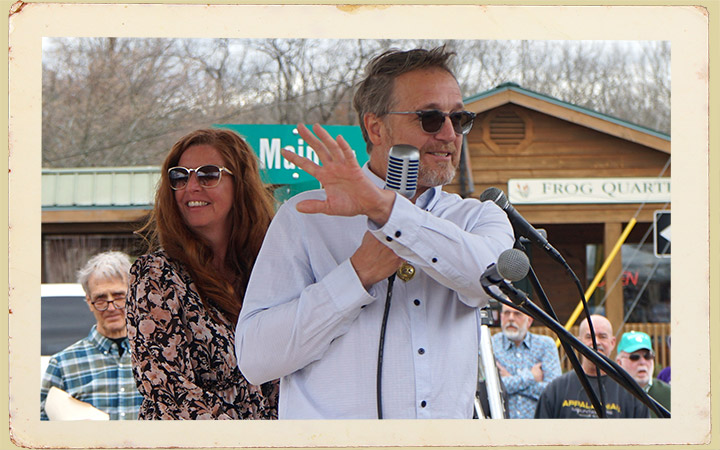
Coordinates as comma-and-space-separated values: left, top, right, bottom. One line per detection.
654, 210, 671, 257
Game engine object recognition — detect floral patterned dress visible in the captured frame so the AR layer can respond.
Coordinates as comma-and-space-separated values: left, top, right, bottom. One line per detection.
126, 249, 278, 420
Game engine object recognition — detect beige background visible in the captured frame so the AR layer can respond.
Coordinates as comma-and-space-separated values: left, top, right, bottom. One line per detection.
3, 2, 717, 449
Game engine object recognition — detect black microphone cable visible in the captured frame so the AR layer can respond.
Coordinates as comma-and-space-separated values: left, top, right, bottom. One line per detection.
376, 273, 396, 419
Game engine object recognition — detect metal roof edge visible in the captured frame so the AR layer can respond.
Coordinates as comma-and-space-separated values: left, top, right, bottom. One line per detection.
42, 166, 161, 174
464, 82, 670, 142
42, 205, 154, 211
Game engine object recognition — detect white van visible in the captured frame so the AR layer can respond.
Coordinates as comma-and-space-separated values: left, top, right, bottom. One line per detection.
40, 283, 95, 377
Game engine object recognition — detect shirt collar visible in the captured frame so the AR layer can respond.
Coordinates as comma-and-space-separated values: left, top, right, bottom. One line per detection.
88, 324, 130, 354
644, 378, 654, 391
361, 163, 442, 210
501, 331, 533, 350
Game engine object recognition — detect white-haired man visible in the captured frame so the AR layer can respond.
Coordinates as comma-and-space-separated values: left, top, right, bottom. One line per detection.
492, 304, 561, 418
40, 251, 142, 420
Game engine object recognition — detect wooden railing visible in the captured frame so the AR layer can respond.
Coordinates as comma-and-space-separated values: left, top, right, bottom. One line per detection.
492, 322, 671, 374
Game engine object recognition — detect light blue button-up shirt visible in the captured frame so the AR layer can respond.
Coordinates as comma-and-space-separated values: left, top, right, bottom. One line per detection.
236, 165, 514, 419
491, 331, 562, 418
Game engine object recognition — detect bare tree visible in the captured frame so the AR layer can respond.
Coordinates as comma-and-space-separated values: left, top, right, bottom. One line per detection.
43, 38, 203, 166
42, 38, 670, 168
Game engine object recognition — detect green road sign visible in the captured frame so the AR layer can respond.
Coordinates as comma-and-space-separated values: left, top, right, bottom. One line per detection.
215, 124, 368, 188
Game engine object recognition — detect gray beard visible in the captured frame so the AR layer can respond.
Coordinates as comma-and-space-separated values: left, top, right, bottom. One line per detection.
502, 328, 527, 342
418, 163, 457, 187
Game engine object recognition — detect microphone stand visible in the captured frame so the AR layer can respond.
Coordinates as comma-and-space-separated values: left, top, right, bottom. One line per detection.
514, 239, 606, 418
476, 308, 506, 419
516, 236, 608, 413
483, 281, 670, 418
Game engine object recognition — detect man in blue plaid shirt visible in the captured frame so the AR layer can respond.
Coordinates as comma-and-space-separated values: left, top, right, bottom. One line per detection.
491, 304, 562, 418
40, 251, 143, 420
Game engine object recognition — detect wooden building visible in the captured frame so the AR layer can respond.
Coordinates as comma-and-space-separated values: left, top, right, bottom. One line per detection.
445, 82, 671, 337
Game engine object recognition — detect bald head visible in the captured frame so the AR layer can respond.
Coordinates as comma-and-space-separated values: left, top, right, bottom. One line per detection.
577, 315, 616, 375
578, 315, 613, 338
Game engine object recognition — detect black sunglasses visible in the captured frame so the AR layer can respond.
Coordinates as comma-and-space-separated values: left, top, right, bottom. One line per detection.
386, 109, 476, 135
627, 350, 655, 361
168, 164, 234, 191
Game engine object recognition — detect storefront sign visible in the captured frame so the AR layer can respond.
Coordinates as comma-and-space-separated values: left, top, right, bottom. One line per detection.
508, 177, 671, 204
216, 124, 367, 185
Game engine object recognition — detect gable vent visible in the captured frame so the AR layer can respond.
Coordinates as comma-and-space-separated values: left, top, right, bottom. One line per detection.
489, 110, 526, 148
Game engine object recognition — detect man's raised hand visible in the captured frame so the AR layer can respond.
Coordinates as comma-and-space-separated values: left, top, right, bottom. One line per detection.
283, 123, 395, 225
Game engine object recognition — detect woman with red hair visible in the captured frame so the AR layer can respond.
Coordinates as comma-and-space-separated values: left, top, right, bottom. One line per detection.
126, 128, 277, 419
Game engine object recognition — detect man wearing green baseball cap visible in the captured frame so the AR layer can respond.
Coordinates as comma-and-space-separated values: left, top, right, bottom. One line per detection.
616, 331, 671, 418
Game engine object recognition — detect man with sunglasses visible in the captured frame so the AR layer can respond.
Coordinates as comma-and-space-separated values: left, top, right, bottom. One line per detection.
40, 251, 142, 420
616, 331, 671, 417
236, 46, 514, 419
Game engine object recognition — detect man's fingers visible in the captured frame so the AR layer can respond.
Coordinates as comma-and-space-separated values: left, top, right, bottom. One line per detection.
282, 148, 319, 177
295, 199, 327, 215
336, 134, 357, 162
297, 123, 335, 163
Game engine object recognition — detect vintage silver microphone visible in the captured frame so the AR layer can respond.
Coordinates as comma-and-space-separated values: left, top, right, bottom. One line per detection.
377, 144, 420, 419
385, 144, 420, 198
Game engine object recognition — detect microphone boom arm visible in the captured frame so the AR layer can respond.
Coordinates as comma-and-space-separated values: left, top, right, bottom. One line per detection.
483, 282, 670, 418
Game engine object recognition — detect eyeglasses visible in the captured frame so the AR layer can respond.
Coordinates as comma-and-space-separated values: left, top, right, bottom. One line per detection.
385, 110, 476, 135
168, 164, 234, 191
626, 351, 655, 361
91, 296, 126, 311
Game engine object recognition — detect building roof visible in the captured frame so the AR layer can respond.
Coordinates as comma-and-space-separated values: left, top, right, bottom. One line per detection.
464, 82, 670, 154
42, 166, 160, 210
42, 86, 671, 212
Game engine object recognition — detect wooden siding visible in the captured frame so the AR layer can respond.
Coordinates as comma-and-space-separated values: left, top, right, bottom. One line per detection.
454, 104, 671, 192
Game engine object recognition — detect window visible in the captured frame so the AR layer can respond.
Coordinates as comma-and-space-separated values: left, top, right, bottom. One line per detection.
586, 243, 670, 323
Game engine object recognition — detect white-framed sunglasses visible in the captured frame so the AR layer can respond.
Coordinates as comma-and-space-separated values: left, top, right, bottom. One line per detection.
168, 164, 234, 190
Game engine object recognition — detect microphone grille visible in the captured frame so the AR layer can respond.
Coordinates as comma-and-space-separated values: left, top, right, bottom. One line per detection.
479, 187, 509, 210
496, 248, 530, 282
386, 145, 420, 198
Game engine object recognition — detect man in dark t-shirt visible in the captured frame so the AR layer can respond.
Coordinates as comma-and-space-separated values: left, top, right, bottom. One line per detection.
534, 315, 650, 419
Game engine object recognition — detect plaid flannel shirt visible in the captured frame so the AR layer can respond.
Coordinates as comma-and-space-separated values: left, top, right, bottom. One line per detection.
40, 325, 142, 420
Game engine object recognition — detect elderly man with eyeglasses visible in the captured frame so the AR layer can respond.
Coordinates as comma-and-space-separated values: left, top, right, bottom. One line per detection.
40, 251, 143, 420
616, 331, 671, 417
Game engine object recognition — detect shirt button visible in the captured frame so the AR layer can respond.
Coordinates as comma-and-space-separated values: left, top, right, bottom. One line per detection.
414, 299, 420, 306
420, 401, 427, 408
418, 348, 425, 355
431, 257, 438, 263
386, 236, 393, 242
395, 231, 402, 238
120, 388, 125, 392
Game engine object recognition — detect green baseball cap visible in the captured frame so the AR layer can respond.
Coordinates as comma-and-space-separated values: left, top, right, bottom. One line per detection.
617, 331, 653, 354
